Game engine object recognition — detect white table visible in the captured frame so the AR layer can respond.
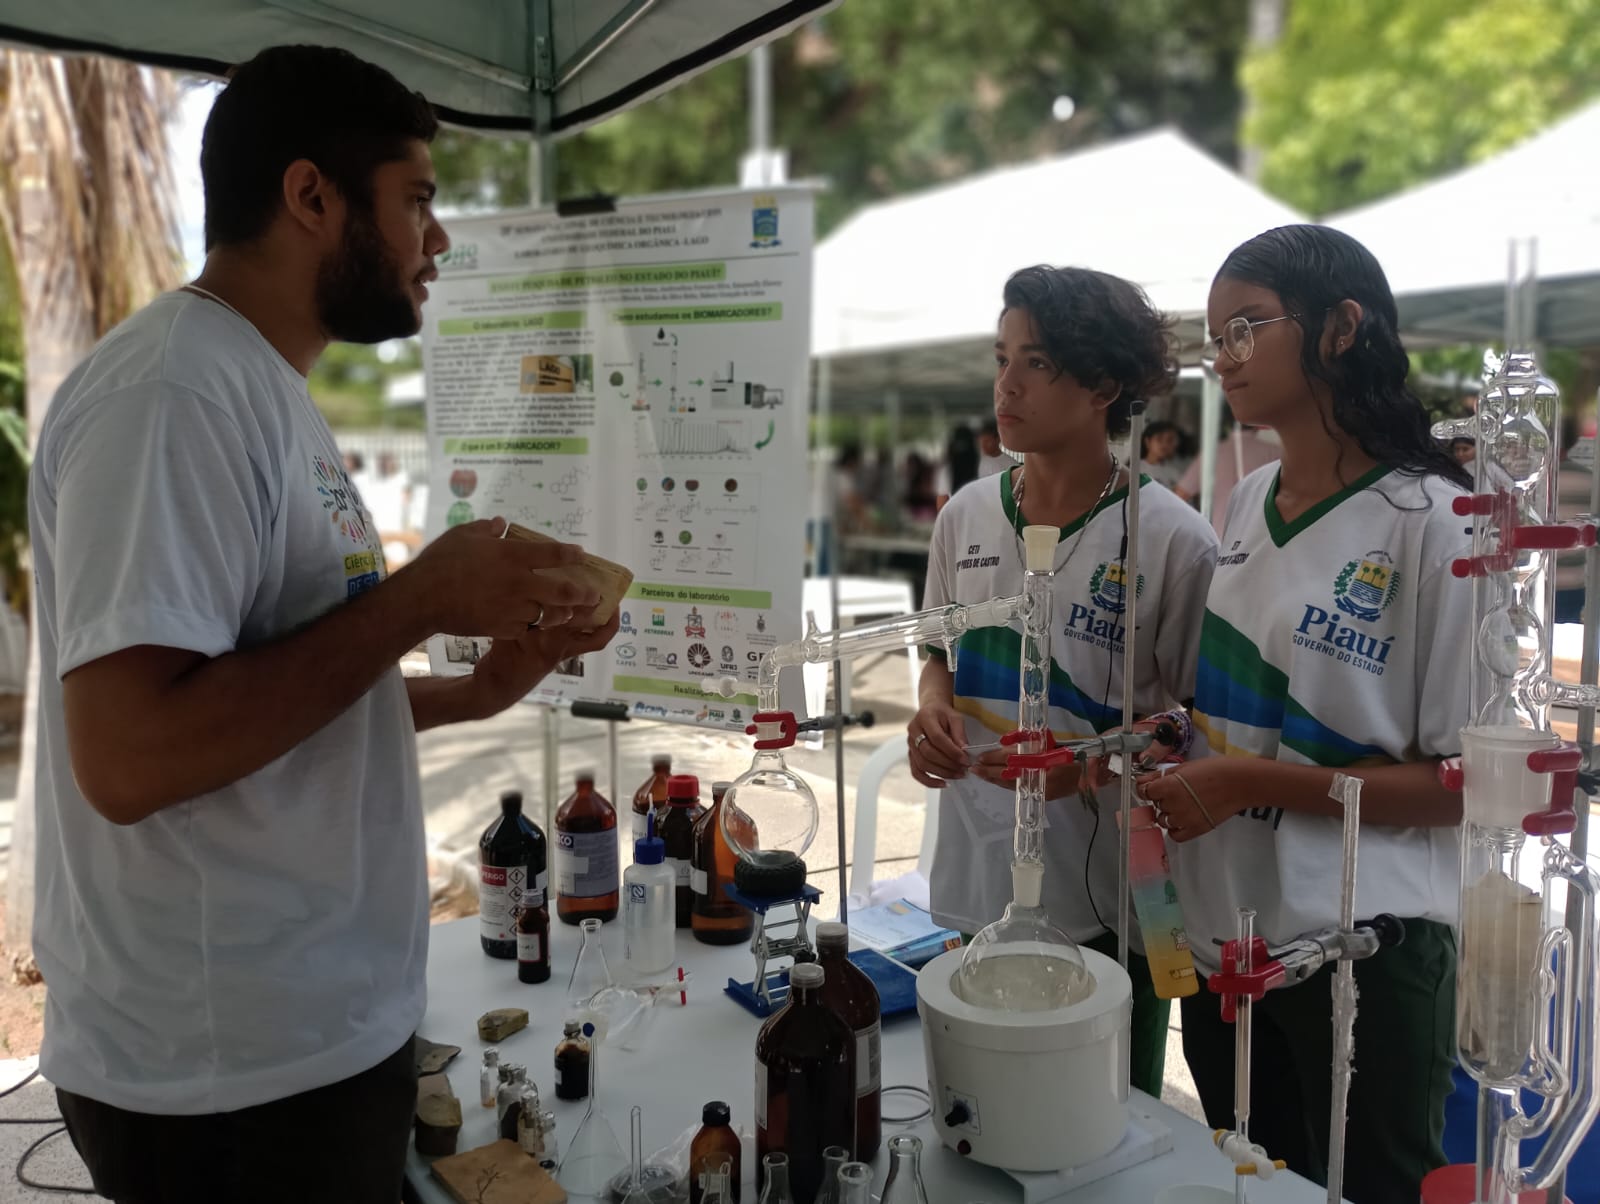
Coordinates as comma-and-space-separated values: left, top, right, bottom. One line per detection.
407, 917, 1333, 1202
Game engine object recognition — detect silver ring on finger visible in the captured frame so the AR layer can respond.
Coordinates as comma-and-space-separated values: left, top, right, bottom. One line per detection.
914, 733, 928, 749
526, 602, 546, 631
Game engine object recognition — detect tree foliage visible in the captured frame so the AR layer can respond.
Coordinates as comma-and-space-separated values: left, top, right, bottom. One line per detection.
433, 0, 1249, 235
1246, 0, 1600, 216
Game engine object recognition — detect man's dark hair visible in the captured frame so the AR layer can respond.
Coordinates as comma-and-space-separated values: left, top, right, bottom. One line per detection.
999, 266, 1177, 438
201, 45, 439, 249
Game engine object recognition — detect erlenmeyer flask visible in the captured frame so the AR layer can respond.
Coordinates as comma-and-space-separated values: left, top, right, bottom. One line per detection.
758, 1152, 795, 1204
567, 916, 614, 1011
557, 1035, 626, 1195
814, 1146, 848, 1204
837, 1163, 873, 1204
878, 1135, 930, 1204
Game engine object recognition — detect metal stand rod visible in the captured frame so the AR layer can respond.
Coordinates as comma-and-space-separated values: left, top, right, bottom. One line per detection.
1117, 402, 1146, 971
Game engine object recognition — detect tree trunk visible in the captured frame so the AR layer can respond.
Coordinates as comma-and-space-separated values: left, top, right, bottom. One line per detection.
1240, 0, 1287, 183
4, 69, 96, 959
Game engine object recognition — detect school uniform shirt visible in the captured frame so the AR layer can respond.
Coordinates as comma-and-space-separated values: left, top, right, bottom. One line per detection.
1174, 464, 1472, 975
924, 471, 1218, 943
29, 291, 428, 1114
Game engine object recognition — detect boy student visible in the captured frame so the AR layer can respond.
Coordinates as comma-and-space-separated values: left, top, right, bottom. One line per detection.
908, 265, 1217, 1095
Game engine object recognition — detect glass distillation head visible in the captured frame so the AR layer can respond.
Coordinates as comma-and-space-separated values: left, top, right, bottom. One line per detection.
721, 712, 819, 896
955, 860, 1093, 1011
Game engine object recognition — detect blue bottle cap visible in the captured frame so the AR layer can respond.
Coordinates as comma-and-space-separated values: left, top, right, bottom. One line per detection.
635, 811, 665, 865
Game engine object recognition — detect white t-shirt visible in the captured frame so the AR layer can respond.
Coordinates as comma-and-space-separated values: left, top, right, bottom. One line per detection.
1173, 465, 1471, 974
29, 291, 428, 1115
923, 471, 1218, 943
977, 451, 1017, 478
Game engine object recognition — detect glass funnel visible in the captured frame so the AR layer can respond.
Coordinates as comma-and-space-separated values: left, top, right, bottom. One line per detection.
558, 1037, 626, 1195
956, 862, 1092, 1011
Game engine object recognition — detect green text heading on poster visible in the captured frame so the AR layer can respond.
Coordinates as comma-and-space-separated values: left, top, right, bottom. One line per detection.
437, 311, 585, 336
490, 263, 727, 294
611, 304, 782, 326
612, 675, 759, 707
627, 583, 773, 608
443, 437, 589, 455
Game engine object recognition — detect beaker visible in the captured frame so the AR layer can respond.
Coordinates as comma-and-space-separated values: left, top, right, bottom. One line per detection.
568, 916, 614, 1011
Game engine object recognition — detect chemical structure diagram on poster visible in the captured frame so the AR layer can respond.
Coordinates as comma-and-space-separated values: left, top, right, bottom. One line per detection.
420, 190, 812, 728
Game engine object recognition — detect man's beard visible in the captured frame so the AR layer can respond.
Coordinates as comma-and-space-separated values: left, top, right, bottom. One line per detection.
315, 206, 419, 344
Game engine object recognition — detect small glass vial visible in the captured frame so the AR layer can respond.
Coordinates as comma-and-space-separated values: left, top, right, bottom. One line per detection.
554, 1018, 591, 1101
516, 1083, 554, 1157
479, 1046, 500, 1109
690, 1100, 742, 1204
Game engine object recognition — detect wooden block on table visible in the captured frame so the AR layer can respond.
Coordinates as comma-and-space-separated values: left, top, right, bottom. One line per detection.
477, 1007, 529, 1042
414, 1087, 463, 1157
431, 1139, 567, 1204
505, 522, 633, 628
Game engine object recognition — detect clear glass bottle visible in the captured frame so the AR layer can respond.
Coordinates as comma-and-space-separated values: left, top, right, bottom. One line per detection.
814, 923, 881, 1159
836, 1162, 872, 1204
495, 1062, 527, 1126
757, 1152, 795, 1204
814, 1146, 848, 1204
478, 1046, 499, 1109
554, 1017, 591, 1101
567, 916, 614, 1011
479, 789, 547, 957
878, 1135, 930, 1204
692, 780, 755, 945
754, 963, 854, 1202
624, 814, 676, 974
660, 774, 705, 927
556, 770, 619, 924
689, 1101, 742, 1204
631, 754, 673, 846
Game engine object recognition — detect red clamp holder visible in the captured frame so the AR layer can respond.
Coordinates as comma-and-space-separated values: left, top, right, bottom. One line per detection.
746, 711, 798, 750
1000, 729, 1076, 779
1207, 935, 1285, 1022
1437, 757, 1463, 791
1524, 743, 1581, 837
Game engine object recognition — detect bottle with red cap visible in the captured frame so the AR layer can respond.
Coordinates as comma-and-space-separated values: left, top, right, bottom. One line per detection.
659, 774, 706, 927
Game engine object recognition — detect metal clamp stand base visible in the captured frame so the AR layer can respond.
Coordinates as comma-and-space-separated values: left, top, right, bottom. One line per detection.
722, 883, 822, 1016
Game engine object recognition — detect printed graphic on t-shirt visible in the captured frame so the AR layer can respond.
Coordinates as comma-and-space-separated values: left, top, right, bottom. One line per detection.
313, 455, 371, 544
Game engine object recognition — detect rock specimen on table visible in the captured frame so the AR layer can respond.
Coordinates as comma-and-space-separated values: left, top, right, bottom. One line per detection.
477, 1007, 529, 1042
431, 1139, 567, 1204
414, 1073, 463, 1156
414, 1036, 462, 1075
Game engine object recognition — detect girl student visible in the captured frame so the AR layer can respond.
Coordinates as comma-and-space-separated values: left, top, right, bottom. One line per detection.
1133, 225, 1473, 1204
907, 265, 1219, 1097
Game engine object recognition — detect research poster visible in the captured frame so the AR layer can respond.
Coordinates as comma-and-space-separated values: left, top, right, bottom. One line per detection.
421, 189, 813, 728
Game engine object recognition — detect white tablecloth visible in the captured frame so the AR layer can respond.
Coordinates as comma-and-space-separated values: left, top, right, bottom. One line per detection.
407, 916, 1333, 1202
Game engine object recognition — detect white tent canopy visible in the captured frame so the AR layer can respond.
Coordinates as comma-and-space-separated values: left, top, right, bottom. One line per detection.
811, 128, 1306, 409
1327, 100, 1600, 347
0, 0, 837, 135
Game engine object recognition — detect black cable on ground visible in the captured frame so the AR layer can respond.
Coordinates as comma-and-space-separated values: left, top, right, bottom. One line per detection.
0, 1068, 98, 1195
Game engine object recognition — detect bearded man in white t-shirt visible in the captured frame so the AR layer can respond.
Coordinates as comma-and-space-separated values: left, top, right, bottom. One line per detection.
28, 45, 618, 1203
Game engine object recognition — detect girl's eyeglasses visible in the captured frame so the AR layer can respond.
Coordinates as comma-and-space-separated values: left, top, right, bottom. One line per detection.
1200, 314, 1298, 367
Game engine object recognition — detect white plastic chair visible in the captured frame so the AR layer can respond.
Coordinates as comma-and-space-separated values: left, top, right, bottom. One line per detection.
846, 735, 941, 907
799, 576, 920, 719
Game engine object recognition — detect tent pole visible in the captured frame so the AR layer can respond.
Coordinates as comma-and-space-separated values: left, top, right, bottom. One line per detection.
1199, 370, 1222, 525
529, 0, 557, 206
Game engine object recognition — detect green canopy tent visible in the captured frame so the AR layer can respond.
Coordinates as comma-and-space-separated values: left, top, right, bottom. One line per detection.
0, 0, 837, 137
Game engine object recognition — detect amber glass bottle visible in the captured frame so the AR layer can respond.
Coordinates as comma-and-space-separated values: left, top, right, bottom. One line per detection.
659, 774, 705, 927
692, 781, 754, 944
754, 963, 855, 1202
478, 790, 546, 959
555, 771, 619, 924
814, 922, 882, 1159
630, 754, 673, 847
689, 1100, 742, 1203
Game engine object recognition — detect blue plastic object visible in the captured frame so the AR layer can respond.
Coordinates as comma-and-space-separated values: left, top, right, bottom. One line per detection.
724, 948, 919, 1019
